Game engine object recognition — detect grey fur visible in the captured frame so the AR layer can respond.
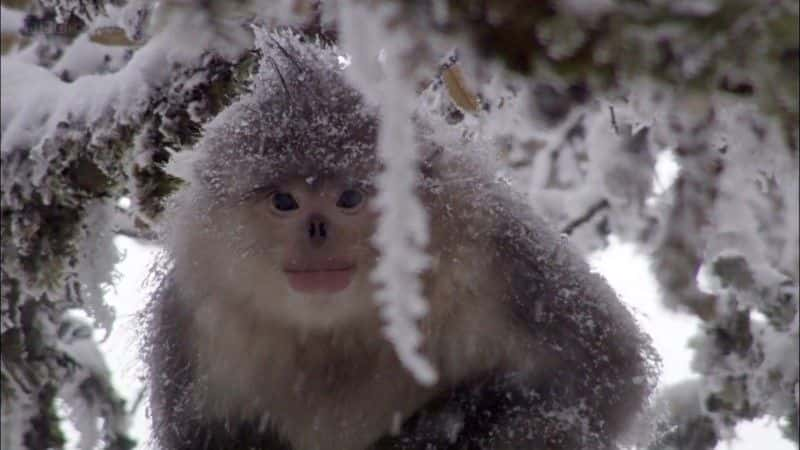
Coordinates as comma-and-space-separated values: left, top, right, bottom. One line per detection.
144, 31, 658, 450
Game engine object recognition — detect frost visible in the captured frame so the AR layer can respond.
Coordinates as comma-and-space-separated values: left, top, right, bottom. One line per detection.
74, 201, 120, 336
3, 0, 798, 447
2, 2, 252, 446
0, 6, 25, 34
51, 32, 131, 81
338, 1, 437, 386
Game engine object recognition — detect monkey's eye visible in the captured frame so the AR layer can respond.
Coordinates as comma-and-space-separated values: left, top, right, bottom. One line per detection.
271, 192, 299, 212
336, 189, 364, 210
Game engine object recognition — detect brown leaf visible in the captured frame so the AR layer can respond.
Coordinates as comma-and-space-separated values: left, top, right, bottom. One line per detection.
441, 64, 479, 113
89, 26, 137, 47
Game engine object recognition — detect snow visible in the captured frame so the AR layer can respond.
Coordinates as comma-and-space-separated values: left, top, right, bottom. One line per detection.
590, 239, 796, 450
0, 6, 25, 33
0, 59, 65, 151
51, 32, 131, 81
368, 92, 438, 385
3, 1, 797, 447
56, 314, 109, 450
1, 4, 254, 446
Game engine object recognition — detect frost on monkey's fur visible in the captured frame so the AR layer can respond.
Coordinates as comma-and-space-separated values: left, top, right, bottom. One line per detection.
167, 29, 378, 201
152, 28, 658, 450
167, 27, 436, 384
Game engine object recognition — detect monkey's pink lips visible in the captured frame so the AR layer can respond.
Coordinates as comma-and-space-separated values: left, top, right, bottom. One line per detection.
284, 267, 355, 294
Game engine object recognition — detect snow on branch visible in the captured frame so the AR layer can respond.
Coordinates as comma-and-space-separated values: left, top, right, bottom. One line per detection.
1, 1, 255, 446
2, 0, 797, 447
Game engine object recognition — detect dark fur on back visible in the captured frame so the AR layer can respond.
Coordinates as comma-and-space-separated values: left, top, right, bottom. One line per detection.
145, 30, 658, 450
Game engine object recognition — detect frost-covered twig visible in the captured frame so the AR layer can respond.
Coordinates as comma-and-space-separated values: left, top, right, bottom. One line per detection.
392, 0, 799, 144
338, 0, 437, 385
562, 199, 609, 236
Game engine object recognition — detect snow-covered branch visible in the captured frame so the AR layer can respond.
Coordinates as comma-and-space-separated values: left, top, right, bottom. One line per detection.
1, 1, 254, 446
2, 0, 797, 448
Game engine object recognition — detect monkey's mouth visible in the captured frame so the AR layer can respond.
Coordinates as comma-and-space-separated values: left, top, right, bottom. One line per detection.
284, 267, 355, 294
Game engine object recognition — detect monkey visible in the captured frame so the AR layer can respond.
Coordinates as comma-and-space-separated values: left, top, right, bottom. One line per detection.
144, 30, 658, 450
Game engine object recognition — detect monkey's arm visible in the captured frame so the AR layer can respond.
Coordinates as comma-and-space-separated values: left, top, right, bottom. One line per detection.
374, 196, 655, 450
147, 275, 290, 450
371, 370, 587, 450
482, 200, 656, 449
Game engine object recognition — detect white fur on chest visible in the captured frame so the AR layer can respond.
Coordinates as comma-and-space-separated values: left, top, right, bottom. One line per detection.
188, 249, 534, 450
191, 302, 441, 450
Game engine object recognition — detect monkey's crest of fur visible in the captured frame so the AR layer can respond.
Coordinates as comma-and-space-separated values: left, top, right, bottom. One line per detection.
170, 29, 381, 206
147, 29, 661, 450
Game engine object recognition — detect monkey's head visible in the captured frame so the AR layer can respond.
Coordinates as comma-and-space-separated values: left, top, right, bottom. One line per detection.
165, 32, 390, 329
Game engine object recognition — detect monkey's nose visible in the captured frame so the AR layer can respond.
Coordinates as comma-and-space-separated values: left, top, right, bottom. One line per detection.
307, 215, 328, 247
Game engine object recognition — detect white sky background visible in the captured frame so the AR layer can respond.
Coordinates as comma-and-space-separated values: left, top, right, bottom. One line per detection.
81, 234, 796, 450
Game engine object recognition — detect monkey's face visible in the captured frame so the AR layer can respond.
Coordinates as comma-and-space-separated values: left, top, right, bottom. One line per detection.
259, 177, 378, 296
177, 174, 381, 329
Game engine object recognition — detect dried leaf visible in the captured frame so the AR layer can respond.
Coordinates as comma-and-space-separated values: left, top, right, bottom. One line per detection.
441, 63, 479, 112
89, 26, 137, 47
